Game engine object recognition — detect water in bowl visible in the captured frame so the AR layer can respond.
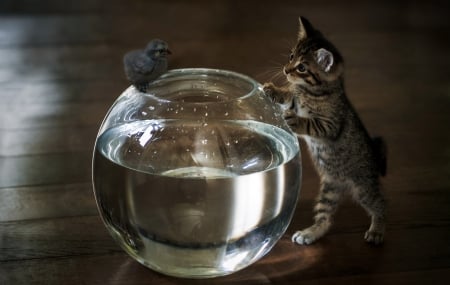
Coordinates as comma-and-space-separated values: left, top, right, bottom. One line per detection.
93, 119, 301, 278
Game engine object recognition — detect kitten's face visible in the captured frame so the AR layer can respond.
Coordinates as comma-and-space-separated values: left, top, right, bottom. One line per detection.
284, 47, 336, 85
284, 17, 343, 87
284, 50, 319, 85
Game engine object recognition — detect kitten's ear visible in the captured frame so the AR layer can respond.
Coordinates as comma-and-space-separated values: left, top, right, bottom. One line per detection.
298, 17, 308, 41
315, 48, 334, 72
298, 16, 315, 41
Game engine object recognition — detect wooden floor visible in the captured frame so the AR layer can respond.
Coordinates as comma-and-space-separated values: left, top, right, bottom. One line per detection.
1, 0, 450, 284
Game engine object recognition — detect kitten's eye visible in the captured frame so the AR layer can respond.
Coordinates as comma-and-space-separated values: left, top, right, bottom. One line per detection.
289, 53, 294, 61
296, 63, 306, 73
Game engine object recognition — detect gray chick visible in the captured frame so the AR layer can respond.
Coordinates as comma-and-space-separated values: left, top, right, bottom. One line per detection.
123, 39, 171, 92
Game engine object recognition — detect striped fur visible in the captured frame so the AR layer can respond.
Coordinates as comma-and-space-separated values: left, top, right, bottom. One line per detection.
264, 16, 386, 245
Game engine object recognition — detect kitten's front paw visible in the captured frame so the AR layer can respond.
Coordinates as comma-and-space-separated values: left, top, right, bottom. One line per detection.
292, 230, 317, 245
364, 230, 384, 245
263, 82, 277, 102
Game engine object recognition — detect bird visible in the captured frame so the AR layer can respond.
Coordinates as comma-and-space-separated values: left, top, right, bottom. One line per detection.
123, 39, 171, 92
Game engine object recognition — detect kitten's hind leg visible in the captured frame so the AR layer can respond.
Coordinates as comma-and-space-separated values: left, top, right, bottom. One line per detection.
354, 185, 386, 245
292, 182, 343, 245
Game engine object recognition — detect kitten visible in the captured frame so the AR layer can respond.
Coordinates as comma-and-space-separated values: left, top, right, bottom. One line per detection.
264, 17, 387, 245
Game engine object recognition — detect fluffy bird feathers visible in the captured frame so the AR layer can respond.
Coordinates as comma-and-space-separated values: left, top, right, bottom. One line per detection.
123, 39, 171, 92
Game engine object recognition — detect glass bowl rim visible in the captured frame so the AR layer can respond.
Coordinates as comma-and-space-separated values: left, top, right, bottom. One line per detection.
143, 68, 262, 103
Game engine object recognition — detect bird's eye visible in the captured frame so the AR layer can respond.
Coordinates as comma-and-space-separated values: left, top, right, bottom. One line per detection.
289, 53, 294, 61
296, 63, 306, 73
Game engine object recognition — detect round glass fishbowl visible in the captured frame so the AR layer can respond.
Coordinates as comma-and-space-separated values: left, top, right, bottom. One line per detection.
92, 68, 301, 278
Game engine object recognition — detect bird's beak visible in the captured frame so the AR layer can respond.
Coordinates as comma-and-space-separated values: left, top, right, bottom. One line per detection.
165, 49, 172, 55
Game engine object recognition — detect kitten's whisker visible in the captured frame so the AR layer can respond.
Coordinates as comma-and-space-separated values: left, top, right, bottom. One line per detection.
257, 65, 284, 82
267, 70, 285, 83
267, 58, 284, 65
257, 63, 282, 75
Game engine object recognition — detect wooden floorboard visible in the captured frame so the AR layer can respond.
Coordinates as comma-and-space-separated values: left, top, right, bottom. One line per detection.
0, 152, 92, 188
0, 183, 96, 222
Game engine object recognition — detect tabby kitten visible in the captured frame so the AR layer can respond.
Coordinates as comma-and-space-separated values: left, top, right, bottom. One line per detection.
264, 17, 387, 245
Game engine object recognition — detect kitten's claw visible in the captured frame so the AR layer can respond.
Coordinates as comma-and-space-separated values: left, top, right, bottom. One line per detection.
364, 230, 384, 245
292, 230, 316, 245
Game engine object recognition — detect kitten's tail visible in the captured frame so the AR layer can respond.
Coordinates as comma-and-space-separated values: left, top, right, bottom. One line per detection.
372, 136, 387, 176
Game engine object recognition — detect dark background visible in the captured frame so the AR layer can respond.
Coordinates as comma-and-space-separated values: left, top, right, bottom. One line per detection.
1, 0, 449, 284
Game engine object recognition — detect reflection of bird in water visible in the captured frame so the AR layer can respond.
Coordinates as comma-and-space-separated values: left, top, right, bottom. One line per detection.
123, 39, 171, 92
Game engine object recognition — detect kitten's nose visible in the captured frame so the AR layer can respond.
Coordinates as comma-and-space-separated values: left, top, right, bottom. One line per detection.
283, 66, 294, 75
